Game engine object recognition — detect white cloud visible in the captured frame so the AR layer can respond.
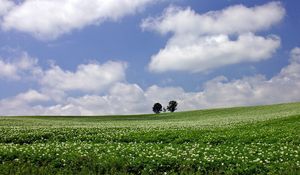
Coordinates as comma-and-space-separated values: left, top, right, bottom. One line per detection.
1, 0, 156, 40
145, 48, 300, 111
0, 52, 41, 80
0, 59, 18, 79
1, 47, 300, 116
0, 0, 14, 17
0, 89, 49, 115
63, 83, 148, 115
290, 47, 300, 63
40, 61, 127, 93
187, 47, 300, 108
0, 50, 128, 102
141, 2, 284, 35
149, 33, 280, 72
142, 2, 284, 73
15, 89, 50, 103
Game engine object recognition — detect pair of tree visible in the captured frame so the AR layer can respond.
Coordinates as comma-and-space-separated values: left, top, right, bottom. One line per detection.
152, 101, 178, 114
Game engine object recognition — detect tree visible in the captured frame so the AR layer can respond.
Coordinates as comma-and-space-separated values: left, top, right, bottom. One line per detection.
152, 103, 162, 114
167, 100, 178, 112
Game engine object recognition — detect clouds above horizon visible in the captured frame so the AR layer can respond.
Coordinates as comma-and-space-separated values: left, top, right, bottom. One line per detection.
142, 2, 284, 73
1, 47, 300, 115
40, 61, 127, 93
0, 0, 157, 40
0, 1, 299, 116
0, 52, 41, 80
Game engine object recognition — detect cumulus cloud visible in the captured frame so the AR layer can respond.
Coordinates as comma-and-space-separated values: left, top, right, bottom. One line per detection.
14, 89, 50, 103
148, 33, 280, 72
0, 52, 41, 80
141, 2, 284, 35
290, 47, 300, 63
142, 2, 285, 73
62, 83, 148, 115
0, 50, 127, 92
0, 0, 14, 17
0, 89, 49, 115
0, 51, 128, 115
1, 47, 300, 116
180, 47, 300, 109
40, 61, 127, 93
1, 0, 156, 40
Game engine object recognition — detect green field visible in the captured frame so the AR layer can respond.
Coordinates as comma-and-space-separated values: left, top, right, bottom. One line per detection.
0, 102, 300, 174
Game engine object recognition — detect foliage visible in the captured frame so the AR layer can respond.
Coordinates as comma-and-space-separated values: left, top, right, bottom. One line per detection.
0, 102, 300, 174
167, 100, 178, 112
153, 103, 163, 114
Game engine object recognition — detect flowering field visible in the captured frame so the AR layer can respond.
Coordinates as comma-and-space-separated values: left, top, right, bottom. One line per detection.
0, 103, 299, 174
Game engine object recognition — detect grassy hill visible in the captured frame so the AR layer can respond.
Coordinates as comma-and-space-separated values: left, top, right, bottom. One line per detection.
0, 102, 299, 174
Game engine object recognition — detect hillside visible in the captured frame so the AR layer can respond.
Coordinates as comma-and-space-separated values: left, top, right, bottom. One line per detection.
2, 102, 300, 128
0, 102, 299, 174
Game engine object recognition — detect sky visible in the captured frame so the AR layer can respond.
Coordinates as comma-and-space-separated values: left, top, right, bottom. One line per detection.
0, 0, 300, 115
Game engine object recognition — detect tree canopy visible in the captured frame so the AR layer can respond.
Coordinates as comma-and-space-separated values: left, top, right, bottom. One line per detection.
167, 100, 178, 112
152, 103, 162, 114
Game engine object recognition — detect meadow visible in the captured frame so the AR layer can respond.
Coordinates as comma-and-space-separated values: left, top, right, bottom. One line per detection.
0, 102, 299, 174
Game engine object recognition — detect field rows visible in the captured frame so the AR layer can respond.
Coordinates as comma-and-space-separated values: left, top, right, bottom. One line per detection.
0, 103, 300, 174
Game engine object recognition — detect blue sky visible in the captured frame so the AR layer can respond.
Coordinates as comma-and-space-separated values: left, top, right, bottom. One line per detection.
0, 0, 300, 115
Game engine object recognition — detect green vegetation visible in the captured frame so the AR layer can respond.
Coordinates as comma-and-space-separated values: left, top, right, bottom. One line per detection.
0, 102, 300, 174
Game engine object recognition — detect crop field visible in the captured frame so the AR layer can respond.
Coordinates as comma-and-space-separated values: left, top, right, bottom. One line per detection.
0, 102, 300, 174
